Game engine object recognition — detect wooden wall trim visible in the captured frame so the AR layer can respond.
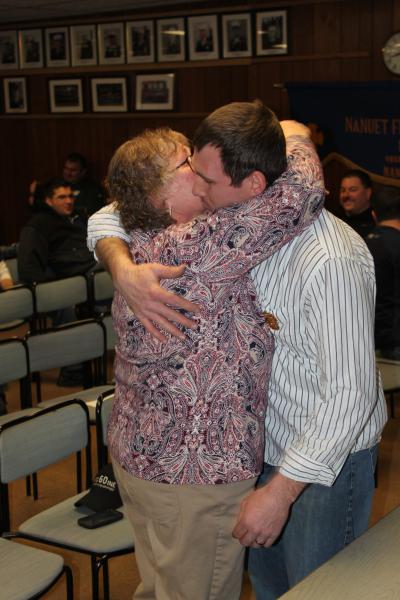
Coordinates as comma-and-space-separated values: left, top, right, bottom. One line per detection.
0, 52, 371, 77
0, 112, 208, 120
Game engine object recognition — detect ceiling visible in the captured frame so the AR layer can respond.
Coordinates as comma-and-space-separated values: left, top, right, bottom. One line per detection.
0, 0, 208, 26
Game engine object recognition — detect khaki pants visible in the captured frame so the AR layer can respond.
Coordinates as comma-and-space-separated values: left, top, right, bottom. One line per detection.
113, 460, 256, 600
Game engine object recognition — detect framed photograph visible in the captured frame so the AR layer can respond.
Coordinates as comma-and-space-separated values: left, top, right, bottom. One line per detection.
222, 13, 252, 58
91, 77, 127, 112
135, 73, 175, 111
188, 15, 219, 61
3, 77, 27, 113
157, 18, 185, 62
49, 79, 83, 113
98, 23, 125, 65
256, 10, 288, 56
45, 27, 70, 67
18, 29, 43, 68
0, 30, 18, 69
126, 20, 155, 63
70, 24, 97, 67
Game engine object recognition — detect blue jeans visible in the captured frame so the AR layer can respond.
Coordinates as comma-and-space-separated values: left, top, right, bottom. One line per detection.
248, 446, 378, 599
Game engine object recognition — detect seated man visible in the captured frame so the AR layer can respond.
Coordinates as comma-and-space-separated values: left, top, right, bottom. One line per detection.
28, 152, 105, 224
19, 177, 99, 386
19, 177, 97, 284
366, 187, 400, 360
339, 169, 375, 239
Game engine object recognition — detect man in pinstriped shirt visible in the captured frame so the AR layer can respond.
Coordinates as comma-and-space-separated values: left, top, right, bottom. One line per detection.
234, 210, 386, 598
87, 103, 386, 599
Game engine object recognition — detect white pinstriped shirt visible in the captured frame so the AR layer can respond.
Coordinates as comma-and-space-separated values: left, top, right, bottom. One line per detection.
88, 207, 387, 486
252, 209, 386, 484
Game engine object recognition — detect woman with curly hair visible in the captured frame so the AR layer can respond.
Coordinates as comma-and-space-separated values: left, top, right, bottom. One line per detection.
99, 105, 324, 600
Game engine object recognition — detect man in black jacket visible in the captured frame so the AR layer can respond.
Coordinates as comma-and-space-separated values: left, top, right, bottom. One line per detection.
19, 177, 96, 283
18, 178, 98, 386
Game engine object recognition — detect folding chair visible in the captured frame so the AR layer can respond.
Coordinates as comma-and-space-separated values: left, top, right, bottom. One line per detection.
0, 337, 32, 410
34, 274, 89, 329
28, 319, 113, 422
0, 337, 39, 499
0, 284, 35, 332
0, 399, 134, 600
91, 270, 114, 304
0, 537, 73, 599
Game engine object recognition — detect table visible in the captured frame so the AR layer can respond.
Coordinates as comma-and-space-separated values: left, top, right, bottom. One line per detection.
281, 506, 400, 599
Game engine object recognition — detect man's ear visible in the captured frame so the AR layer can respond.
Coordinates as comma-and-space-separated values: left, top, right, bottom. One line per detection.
248, 170, 267, 195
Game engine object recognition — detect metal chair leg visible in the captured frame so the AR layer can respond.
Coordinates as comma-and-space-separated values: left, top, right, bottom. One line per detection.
91, 555, 100, 600
103, 558, 110, 600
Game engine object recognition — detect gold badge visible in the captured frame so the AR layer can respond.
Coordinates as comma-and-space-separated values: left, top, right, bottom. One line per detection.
263, 312, 279, 330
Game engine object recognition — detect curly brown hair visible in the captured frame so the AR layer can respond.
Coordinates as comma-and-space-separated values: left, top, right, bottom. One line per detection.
106, 127, 190, 232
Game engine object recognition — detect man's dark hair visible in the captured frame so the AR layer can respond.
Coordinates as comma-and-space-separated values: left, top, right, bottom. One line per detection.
65, 152, 87, 171
43, 177, 71, 199
342, 169, 372, 189
371, 187, 400, 221
192, 100, 286, 187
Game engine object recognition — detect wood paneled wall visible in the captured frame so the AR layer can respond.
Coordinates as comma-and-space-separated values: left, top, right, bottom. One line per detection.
1, 0, 399, 242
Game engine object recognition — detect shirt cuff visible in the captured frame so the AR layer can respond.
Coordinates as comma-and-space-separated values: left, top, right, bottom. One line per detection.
278, 447, 338, 486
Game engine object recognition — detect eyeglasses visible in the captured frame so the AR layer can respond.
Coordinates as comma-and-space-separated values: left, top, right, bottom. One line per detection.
174, 155, 193, 171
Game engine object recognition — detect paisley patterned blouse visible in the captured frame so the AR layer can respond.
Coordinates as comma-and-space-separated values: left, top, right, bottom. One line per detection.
109, 136, 325, 485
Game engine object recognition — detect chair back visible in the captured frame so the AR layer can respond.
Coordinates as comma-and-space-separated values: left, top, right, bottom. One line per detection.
0, 399, 92, 532
26, 318, 106, 372
26, 319, 107, 402
34, 274, 88, 315
5, 258, 19, 283
0, 338, 31, 408
91, 270, 114, 303
95, 389, 115, 469
0, 399, 90, 482
0, 285, 35, 331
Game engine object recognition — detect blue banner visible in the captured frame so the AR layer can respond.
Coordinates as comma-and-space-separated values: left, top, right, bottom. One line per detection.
286, 81, 400, 181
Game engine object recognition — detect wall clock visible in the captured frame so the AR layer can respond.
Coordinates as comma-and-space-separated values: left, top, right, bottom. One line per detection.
382, 32, 400, 75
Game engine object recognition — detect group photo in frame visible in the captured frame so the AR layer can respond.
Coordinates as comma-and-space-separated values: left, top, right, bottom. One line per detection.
49, 78, 83, 113
91, 77, 127, 112
3, 77, 27, 113
70, 24, 97, 67
256, 10, 288, 56
188, 14, 219, 61
126, 20, 155, 63
0, 30, 18, 69
135, 72, 175, 111
45, 26, 70, 67
157, 18, 185, 62
18, 28, 43, 68
98, 22, 125, 65
222, 13, 252, 58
